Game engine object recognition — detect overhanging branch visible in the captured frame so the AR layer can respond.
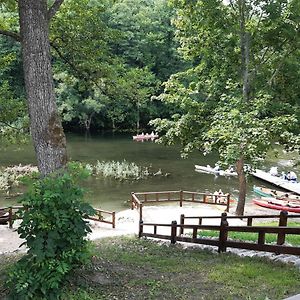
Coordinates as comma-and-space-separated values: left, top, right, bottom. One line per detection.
48, 0, 65, 20
0, 29, 21, 42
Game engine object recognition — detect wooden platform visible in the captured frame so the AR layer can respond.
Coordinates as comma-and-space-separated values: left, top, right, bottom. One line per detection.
252, 169, 300, 195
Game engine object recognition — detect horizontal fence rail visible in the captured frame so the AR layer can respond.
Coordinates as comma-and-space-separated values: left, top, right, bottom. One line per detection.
139, 211, 300, 256
132, 190, 231, 221
88, 208, 116, 228
179, 211, 300, 234
0, 206, 116, 228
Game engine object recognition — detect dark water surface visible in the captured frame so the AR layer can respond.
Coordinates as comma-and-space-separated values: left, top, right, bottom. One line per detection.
1, 133, 297, 211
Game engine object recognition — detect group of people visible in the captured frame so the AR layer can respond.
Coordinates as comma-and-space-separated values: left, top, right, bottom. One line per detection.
213, 189, 227, 204
269, 167, 298, 182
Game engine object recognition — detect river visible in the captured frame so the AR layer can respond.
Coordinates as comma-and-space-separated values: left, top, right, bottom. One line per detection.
0, 133, 298, 212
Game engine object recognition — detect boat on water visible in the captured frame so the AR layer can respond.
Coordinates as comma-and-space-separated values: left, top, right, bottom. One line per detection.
195, 165, 237, 177
253, 198, 300, 213
132, 132, 159, 142
253, 185, 300, 201
252, 169, 300, 195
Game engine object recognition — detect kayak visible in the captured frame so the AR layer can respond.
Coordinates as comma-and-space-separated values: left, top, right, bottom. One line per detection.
195, 165, 237, 176
253, 185, 300, 201
253, 198, 300, 213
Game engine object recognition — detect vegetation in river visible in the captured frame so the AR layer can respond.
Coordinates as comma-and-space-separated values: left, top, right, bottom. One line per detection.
0, 165, 38, 192
92, 160, 168, 181
94, 160, 149, 180
1, 236, 300, 299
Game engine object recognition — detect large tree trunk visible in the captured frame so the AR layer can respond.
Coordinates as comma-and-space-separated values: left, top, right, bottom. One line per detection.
235, 0, 250, 215
235, 156, 247, 215
18, 0, 67, 176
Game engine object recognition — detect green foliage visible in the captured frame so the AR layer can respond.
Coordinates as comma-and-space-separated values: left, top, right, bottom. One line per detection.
152, 0, 300, 164
0, 80, 28, 146
7, 163, 95, 300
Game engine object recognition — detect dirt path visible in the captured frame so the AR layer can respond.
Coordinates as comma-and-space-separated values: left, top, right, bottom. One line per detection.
1, 204, 241, 254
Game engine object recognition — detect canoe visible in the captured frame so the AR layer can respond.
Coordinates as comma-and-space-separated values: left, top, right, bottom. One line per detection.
195, 165, 237, 176
253, 198, 300, 213
133, 133, 159, 141
253, 185, 300, 201
252, 169, 300, 195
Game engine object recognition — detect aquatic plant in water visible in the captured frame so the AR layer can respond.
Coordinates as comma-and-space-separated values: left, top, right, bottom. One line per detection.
0, 164, 38, 192
94, 160, 149, 180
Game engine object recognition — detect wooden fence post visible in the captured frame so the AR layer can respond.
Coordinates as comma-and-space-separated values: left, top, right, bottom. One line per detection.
9, 207, 13, 229
247, 217, 253, 226
112, 211, 116, 229
131, 192, 134, 210
226, 194, 230, 212
139, 220, 143, 238
180, 214, 184, 235
171, 220, 177, 244
179, 191, 183, 207
218, 212, 228, 253
139, 203, 143, 223
277, 211, 288, 245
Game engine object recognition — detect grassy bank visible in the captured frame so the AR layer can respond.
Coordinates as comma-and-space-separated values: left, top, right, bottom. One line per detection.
1, 236, 300, 299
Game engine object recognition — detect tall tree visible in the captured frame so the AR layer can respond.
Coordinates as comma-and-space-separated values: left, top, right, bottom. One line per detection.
0, 0, 67, 175
151, 0, 300, 215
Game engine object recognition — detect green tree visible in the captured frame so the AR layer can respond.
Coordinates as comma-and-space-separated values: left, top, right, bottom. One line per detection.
0, 0, 67, 175
151, 0, 300, 215
108, 0, 185, 81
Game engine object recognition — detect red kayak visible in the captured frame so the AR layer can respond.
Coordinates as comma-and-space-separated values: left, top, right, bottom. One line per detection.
253, 198, 300, 213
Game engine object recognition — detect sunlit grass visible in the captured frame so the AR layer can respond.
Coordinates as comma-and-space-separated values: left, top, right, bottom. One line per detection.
197, 221, 300, 246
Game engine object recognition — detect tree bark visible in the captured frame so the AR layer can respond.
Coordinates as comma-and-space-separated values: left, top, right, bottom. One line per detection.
235, 156, 246, 215
18, 0, 67, 176
238, 0, 250, 102
236, 0, 250, 214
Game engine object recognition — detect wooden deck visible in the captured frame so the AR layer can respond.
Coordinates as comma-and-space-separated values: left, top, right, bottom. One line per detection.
252, 169, 300, 195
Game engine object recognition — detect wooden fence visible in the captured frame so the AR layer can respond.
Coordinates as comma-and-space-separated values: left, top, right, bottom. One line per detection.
139, 211, 300, 255
0, 206, 116, 228
131, 190, 231, 221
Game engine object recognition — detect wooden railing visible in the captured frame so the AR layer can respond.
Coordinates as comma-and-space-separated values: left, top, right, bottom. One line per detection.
139, 211, 300, 256
179, 211, 300, 235
0, 206, 24, 228
131, 190, 231, 221
88, 208, 116, 228
0, 206, 116, 228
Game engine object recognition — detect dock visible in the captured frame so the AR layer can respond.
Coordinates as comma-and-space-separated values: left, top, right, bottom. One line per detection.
252, 169, 300, 195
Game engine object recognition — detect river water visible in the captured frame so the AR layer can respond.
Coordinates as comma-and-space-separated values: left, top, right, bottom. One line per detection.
0, 133, 298, 212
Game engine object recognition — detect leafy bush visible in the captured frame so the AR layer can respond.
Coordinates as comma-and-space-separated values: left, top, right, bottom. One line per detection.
7, 163, 95, 300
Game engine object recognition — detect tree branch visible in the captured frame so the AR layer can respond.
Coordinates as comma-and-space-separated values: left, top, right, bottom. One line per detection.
48, 0, 65, 20
0, 29, 21, 42
50, 41, 103, 91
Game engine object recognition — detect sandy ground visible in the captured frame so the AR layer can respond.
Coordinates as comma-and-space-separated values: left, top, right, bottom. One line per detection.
0, 202, 289, 254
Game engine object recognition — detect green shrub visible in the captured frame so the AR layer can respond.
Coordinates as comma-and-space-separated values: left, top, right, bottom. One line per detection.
7, 163, 95, 300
